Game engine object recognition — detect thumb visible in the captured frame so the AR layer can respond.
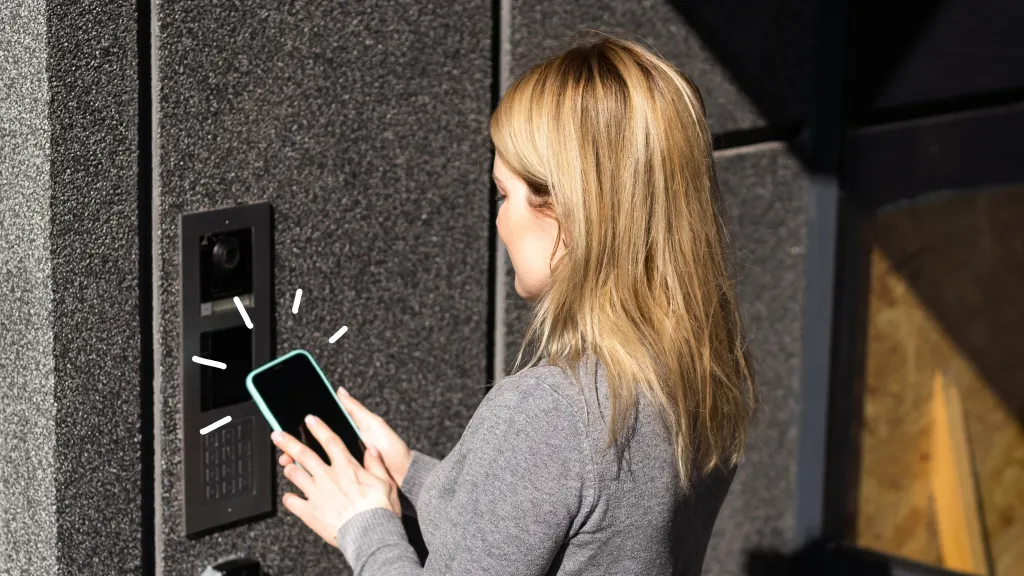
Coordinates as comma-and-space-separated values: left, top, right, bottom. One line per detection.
362, 445, 393, 482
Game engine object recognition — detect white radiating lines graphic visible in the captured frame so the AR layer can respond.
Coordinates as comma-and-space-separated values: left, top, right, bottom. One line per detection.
234, 296, 253, 329
292, 289, 303, 314
192, 355, 227, 370
329, 326, 348, 343
201, 415, 232, 435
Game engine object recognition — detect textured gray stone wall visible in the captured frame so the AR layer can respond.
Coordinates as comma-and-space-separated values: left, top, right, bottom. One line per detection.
0, 0, 142, 574
153, 1, 492, 573
46, 1, 142, 573
704, 143, 808, 574
0, 0, 58, 571
507, 0, 815, 134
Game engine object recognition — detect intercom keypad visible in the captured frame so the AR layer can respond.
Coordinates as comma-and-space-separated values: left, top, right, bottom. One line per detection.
203, 417, 254, 501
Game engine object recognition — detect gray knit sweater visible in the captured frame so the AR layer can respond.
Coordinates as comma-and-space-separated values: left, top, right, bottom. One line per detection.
336, 360, 735, 575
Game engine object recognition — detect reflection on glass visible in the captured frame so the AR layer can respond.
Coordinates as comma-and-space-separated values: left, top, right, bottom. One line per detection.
854, 184, 1024, 575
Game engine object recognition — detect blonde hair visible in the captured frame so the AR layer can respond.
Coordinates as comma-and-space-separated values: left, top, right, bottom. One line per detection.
490, 31, 756, 489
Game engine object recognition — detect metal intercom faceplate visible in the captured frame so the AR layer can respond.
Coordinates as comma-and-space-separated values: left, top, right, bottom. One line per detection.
180, 203, 274, 537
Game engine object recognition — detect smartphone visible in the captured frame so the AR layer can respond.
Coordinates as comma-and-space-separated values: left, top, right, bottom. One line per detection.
246, 349, 365, 465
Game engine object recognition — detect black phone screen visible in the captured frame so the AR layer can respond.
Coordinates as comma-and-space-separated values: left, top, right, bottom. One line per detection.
250, 353, 365, 464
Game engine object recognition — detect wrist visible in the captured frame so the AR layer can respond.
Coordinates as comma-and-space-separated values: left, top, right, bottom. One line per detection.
393, 447, 413, 487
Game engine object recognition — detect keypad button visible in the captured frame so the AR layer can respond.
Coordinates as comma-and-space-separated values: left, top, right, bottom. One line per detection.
205, 466, 216, 483
209, 449, 220, 465
240, 441, 251, 457
220, 480, 230, 496
223, 445, 234, 461
205, 485, 216, 500
224, 427, 234, 444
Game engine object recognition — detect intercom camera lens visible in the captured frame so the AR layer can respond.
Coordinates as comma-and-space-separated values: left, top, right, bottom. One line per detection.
212, 237, 241, 270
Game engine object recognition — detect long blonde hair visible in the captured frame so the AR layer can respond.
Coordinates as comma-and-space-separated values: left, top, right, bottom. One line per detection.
490, 31, 756, 489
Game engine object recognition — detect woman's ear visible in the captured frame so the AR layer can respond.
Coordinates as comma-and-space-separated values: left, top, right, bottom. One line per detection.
549, 222, 570, 271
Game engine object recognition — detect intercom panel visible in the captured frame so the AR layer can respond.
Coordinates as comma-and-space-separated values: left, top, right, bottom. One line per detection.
180, 203, 274, 537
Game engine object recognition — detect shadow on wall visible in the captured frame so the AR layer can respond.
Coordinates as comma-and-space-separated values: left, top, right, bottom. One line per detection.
666, 0, 816, 126
666, 0, 946, 156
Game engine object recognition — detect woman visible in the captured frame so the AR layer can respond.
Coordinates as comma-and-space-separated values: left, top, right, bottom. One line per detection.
272, 31, 756, 575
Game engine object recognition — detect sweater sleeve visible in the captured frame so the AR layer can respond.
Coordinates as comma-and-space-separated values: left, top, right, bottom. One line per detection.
336, 508, 423, 576
336, 377, 589, 576
398, 450, 441, 518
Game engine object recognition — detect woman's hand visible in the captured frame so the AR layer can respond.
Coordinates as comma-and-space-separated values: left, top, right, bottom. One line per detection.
272, 414, 401, 547
278, 387, 415, 487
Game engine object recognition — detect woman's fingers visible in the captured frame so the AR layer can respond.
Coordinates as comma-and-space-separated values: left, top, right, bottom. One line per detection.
283, 462, 316, 497
362, 444, 392, 482
304, 415, 361, 472
336, 388, 379, 427
272, 430, 329, 479
279, 453, 294, 467
281, 492, 315, 526
362, 445, 402, 516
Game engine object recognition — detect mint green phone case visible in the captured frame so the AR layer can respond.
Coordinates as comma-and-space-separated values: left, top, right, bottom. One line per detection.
245, 349, 366, 446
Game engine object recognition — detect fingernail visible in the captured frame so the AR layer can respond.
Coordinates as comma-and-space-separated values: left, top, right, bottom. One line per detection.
337, 386, 349, 396
271, 431, 282, 442
368, 445, 379, 457
305, 414, 317, 425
